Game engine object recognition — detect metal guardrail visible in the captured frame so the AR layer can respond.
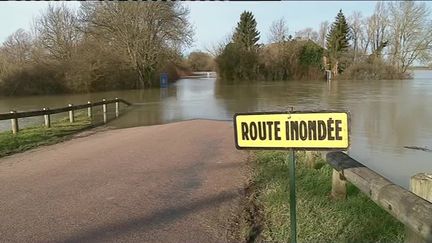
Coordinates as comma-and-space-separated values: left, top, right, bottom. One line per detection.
1, 98, 132, 134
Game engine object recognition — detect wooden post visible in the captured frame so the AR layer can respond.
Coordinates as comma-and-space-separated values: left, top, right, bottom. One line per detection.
410, 173, 432, 202
304, 151, 316, 168
327, 152, 432, 241
87, 101, 92, 118
102, 99, 107, 123
331, 169, 347, 200
406, 173, 432, 243
115, 98, 119, 118
319, 151, 327, 160
68, 104, 74, 123
43, 108, 50, 128
326, 70, 332, 82
10, 110, 18, 134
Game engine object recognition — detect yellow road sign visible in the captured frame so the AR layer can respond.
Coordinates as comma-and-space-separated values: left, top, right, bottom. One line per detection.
234, 111, 350, 150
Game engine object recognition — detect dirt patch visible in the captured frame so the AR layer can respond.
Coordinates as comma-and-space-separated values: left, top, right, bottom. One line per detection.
226, 153, 265, 243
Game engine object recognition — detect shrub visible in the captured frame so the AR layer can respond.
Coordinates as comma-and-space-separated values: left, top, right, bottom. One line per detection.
215, 43, 260, 81
0, 63, 67, 96
187, 51, 215, 71
339, 58, 410, 80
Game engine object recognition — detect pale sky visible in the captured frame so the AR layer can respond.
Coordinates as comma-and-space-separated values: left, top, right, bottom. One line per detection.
1, 1, 431, 53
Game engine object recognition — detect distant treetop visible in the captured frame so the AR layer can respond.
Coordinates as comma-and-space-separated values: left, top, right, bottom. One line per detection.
232, 11, 260, 51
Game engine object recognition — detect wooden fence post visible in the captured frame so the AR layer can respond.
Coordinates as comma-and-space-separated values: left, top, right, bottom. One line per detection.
102, 99, 107, 123
406, 173, 432, 243
87, 101, 92, 118
319, 151, 327, 161
43, 108, 50, 128
68, 104, 74, 123
304, 151, 316, 168
115, 98, 119, 118
10, 110, 18, 134
331, 169, 347, 200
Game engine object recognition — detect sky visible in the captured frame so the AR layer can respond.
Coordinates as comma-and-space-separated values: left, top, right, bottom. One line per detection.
183, 1, 376, 52
1, 1, 431, 54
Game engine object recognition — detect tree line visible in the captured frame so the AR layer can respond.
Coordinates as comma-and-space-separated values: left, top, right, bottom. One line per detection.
216, 1, 432, 82
1, 2, 431, 96
0, 2, 193, 96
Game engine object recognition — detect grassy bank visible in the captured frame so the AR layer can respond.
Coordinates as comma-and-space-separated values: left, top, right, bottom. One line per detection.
0, 114, 91, 158
245, 151, 404, 242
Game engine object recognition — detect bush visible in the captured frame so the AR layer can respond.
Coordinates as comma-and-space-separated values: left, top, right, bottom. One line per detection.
216, 39, 325, 82
259, 42, 291, 81
215, 43, 260, 81
0, 63, 67, 96
339, 58, 410, 80
187, 51, 215, 71
0, 40, 190, 95
157, 61, 190, 87
215, 38, 410, 82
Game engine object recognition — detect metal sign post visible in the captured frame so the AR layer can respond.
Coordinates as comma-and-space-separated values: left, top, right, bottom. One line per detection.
288, 149, 297, 243
233, 110, 350, 243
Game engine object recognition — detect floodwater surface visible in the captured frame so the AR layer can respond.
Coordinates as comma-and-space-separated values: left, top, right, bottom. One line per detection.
1, 70, 431, 188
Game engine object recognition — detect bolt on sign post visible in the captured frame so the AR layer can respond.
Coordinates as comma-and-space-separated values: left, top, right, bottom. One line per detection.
233, 110, 350, 243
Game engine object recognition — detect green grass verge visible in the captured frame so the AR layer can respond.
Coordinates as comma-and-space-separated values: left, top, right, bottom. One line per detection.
0, 114, 91, 158
250, 151, 404, 243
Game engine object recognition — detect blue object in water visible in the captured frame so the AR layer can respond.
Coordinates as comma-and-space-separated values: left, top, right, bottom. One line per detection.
160, 73, 168, 88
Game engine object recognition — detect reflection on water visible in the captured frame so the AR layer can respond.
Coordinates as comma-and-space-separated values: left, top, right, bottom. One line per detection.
1, 71, 431, 188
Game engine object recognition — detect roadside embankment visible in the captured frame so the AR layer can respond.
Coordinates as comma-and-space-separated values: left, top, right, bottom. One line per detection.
241, 151, 404, 242
0, 113, 90, 158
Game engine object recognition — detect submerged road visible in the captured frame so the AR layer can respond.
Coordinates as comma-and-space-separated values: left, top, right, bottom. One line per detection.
0, 120, 249, 242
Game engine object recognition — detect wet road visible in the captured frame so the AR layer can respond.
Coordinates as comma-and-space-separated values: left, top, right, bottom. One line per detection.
0, 120, 248, 242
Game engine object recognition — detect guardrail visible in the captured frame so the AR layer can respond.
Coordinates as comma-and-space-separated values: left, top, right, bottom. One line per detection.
1, 98, 132, 134
325, 151, 432, 243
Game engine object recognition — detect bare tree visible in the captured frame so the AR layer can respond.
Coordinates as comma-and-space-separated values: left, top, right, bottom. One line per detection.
295, 28, 318, 42
358, 18, 370, 55
35, 3, 80, 60
387, 1, 432, 73
317, 21, 329, 47
2, 29, 33, 65
79, 2, 193, 88
349, 11, 364, 61
268, 18, 289, 43
187, 51, 214, 71
205, 32, 233, 57
365, 2, 388, 55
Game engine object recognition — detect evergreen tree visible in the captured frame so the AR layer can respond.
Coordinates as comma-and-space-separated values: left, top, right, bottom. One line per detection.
233, 11, 260, 51
326, 9, 351, 74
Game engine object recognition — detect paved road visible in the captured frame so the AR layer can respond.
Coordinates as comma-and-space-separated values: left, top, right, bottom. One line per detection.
0, 120, 248, 242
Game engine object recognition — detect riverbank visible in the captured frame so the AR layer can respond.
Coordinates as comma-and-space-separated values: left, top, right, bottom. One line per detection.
0, 114, 91, 158
241, 151, 404, 242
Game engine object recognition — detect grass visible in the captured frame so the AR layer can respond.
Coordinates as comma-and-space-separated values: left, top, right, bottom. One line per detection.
0, 114, 91, 158
248, 151, 404, 243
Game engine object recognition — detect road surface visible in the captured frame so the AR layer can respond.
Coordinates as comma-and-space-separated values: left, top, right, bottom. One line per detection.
0, 120, 249, 242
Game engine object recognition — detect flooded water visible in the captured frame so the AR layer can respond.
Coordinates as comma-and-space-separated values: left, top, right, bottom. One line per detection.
1, 70, 431, 188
